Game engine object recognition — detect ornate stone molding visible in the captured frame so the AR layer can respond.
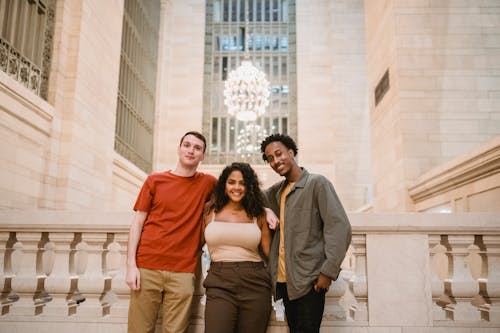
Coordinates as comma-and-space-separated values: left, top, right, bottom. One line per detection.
408, 137, 500, 203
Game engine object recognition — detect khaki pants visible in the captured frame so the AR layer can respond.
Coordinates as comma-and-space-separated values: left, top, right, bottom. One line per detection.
128, 268, 195, 333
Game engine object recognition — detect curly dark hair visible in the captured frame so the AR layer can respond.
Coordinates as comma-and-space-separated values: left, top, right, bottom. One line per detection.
260, 133, 298, 162
211, 162, 265, 218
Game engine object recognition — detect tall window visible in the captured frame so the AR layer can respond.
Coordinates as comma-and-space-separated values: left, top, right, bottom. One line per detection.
203, 0, 296, 164
115, 0, 160, 173
0, 0, 56, 99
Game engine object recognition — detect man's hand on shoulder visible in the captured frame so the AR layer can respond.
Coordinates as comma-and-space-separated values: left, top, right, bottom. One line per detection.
264, 207, 279, 230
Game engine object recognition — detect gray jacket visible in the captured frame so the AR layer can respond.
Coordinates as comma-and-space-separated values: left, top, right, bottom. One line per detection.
264, 168, 352, 301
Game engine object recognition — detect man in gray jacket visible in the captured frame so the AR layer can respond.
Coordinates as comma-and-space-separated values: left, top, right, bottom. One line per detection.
260, 133, 352, 333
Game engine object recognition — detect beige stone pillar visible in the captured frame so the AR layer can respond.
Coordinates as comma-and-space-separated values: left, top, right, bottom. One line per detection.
365, 0, 500, 211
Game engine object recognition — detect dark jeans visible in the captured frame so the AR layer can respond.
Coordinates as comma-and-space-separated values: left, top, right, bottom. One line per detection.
277, 282, 325, 333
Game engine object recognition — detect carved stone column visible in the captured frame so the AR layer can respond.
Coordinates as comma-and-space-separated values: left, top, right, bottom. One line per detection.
33, 233, 55, 315
76, 232, 107, 317
444, 235, 481, 321
65, 233, 89, 315
349, 234, 368, 322
481, 235, 500, 323
0, 232, 19, 314
101, 233, 122, 316
111, 232, 131, 318
10, 232, 42, 315
429, 234, 450, 321
324, 270, 347, 321
44, 232, 76, 315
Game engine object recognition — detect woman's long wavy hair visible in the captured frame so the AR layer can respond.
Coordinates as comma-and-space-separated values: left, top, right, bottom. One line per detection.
210, 162, 265, 218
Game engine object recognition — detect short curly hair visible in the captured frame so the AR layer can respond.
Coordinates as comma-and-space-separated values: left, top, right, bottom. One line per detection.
260, 133, 298, 162
211, 162, 265, 218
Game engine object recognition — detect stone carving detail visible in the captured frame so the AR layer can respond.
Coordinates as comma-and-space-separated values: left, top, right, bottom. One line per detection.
348, 235, 368, 322
479, 235, 500, 323
429, 235, 451, 320
435, 235, 481, 321
67, 233, 88, 315
429, 234, 500, 323
100, 234, 122, 316
33, 233, 55, 314
0, 232, 20, 314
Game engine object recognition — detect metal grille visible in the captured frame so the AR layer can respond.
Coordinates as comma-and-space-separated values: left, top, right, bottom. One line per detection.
203, 0, 297, 164
115, 0, 161, 173
0, 0, 55, 99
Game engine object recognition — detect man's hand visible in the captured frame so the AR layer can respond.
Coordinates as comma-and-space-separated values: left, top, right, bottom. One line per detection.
314, 272, 332, 293
264, 207, 279, 230
126, 265, 141, 290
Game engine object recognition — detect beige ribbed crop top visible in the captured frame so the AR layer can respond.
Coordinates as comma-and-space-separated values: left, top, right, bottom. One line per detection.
204, 213, 262, 262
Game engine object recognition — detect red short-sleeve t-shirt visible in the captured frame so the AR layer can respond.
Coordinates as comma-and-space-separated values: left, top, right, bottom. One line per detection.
133, 171, 216, 273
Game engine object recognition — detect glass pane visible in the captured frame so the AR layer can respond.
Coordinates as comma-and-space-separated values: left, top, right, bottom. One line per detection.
223, 0, 229, 21
272, 0, 278, 22
256, 0, 262, 22
281, 117, 288, 135
212, 117, 219, 150
231, 0, 237, 22
214, 0, 222, 22
273, 117, 279, 133
221, 117, 227, 151
229, 117, 236, 152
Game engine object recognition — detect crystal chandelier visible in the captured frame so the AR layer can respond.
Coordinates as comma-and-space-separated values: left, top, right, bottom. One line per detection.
223, 1, 270, 122
236, 123, 268, 160
224, 61, 270, 121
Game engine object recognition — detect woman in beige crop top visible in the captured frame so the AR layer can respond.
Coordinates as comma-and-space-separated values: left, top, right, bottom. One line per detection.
202, 162, 272, 333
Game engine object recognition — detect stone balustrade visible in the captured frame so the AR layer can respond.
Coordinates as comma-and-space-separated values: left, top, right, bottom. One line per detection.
0, 211, 499, 332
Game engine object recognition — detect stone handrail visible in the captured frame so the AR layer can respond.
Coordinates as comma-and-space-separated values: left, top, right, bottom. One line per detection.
0, 211, 499, 332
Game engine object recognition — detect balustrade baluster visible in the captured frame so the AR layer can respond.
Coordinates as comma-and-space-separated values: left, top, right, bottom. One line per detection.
44, 232, 75, 316
444, 235, 481, 321
33, 233, 55, 315
0, 232, 19, 314
429, 234, 450, 321
109, 232, 130, 317
10, 232, 42, 316
64, 233, 88, 315
101, 233, 121, 316
348, 234, 368, 322
324, 271, 348, 321
76, 232, 108, 317
482, 235, 500, 323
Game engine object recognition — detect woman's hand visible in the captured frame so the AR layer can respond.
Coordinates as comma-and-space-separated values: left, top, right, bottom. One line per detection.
264, 207, 279, 230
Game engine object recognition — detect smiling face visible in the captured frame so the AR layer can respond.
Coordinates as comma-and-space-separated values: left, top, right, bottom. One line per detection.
264, 141, 299, 181
225, 170, 246, 203
177, 134, 205, 168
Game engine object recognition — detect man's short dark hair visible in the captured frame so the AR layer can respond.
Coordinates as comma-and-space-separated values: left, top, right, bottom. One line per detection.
260, 133, 298, 162
180, 131, 207, 153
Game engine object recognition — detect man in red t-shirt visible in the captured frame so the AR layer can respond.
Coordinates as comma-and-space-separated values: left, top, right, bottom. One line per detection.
126, 131, 217, 333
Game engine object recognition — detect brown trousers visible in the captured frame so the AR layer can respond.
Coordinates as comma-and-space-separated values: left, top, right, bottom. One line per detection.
203, 261, 272, 333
